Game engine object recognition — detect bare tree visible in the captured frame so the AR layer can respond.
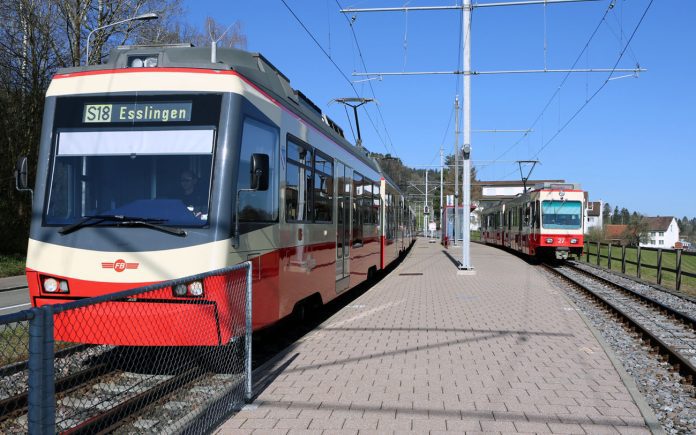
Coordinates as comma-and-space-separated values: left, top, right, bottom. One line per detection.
190, 17, 247, 49
0, 0, 248, 254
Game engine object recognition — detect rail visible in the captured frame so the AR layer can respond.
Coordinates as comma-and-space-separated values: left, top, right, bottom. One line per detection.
544, 264, 696, 386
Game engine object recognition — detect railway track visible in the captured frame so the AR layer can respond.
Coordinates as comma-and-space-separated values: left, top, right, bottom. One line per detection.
0, 248, 412, 433
0, 346, 246, 434
544, 262, 696, 385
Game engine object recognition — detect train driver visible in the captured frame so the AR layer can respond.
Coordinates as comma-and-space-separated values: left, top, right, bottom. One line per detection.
179, 169, 207, 218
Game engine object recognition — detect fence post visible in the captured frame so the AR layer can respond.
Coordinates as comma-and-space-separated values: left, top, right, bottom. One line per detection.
657, 248, 663, 285
676, 249, 683, 291
596, 242, 601, 266
42, 305, 55, 432
586, 242, 590, 263
27, 308, 43, 434
608, 243, 612, 270
245, 261, 253, 403
621, 245, 626, 274
637, 246, 642, 279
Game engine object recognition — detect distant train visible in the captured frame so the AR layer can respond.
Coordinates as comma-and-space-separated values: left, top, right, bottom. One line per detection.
17, 44, 416, 346
480, 183, 585, 260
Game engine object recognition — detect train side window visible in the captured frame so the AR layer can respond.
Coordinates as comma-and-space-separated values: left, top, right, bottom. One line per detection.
237, 118, 279, 222
313, 151, 333, 222
524, 203, 531, 227
367, 183, 374, 226
286, 138, 312, 222
373, 182, 381, 226
352, 172, 364, 245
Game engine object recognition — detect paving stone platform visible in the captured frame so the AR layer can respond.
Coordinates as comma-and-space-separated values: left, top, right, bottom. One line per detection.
216, 238, 656, 434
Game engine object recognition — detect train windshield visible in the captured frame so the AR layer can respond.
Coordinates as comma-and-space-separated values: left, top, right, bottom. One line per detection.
541, 200, 582, 229
44, 94, 221, 228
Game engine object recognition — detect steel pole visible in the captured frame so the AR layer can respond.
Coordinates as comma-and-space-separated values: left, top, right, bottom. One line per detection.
440, 147, 444, 241
453, 96, 460, 246
460, 0, 473, 271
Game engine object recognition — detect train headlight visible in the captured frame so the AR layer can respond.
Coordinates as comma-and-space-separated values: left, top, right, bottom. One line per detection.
570, 238, 578, 244
128, 56, 158, 68
59, 280, 69, 293
173, 284, 188, 297
43, 278, 58, 293
545, 238, 554, 244
187, 281, 204, 297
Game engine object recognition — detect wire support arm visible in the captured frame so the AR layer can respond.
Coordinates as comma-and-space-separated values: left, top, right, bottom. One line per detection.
341, 0, 601, 14
352, 67, 646, 77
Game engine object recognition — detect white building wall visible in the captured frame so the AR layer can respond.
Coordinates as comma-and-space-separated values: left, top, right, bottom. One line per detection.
482, 186, 524, 197
584, 201, 603, 234
640, 218, 680, 249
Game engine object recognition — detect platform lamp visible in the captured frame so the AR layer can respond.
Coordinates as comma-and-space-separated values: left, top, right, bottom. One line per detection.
85, 12, 159, 65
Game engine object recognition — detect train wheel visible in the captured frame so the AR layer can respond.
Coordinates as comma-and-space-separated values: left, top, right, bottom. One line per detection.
292, 293, 322, 323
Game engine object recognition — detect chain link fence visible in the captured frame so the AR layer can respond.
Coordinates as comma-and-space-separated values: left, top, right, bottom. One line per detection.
0, 310, 33, 433
0, 262, 252, 434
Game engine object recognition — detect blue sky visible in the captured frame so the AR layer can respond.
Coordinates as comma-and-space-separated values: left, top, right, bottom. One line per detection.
185, 1, 695, 218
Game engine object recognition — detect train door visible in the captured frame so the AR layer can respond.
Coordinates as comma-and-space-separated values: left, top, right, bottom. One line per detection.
335, 162, 352, 293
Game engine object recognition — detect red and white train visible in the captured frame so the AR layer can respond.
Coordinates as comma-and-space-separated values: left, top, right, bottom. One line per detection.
19, 45, 416, 346
480, 183, 585, 260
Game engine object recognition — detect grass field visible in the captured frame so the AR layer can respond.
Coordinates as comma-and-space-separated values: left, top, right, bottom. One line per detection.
0, 254, 25, 278
581, 243, 696, 297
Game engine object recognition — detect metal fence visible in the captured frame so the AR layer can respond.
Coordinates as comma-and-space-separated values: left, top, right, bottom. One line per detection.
583, 241, 696, 293
0, 262, 252, 434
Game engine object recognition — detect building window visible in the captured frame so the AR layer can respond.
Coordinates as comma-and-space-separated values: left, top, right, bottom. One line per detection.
659, 240, 664, 245
659, 231, 664, 237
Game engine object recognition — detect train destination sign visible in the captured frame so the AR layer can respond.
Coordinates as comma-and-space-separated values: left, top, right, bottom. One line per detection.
83, 102, 192, 123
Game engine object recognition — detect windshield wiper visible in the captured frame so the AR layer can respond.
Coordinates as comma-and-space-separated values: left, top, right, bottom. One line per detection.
59, 214, 186, 237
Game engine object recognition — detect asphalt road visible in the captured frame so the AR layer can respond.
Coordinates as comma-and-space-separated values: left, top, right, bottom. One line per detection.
0, 287, 31, 315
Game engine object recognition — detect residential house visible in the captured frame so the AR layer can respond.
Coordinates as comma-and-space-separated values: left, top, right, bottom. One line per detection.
604, 224, 629, 245
640, 216, 680, 249
584, 197, 603, 234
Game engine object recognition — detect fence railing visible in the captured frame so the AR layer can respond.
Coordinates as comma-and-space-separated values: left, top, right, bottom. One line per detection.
582, 241, 696, 293
0, 262, 252, 434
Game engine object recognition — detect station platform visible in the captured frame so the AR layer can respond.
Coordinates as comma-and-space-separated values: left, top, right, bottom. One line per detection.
216, 238, 658, 434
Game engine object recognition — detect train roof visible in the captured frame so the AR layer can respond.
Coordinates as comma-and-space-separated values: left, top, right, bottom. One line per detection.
54, 44, 392, 188
530, 182, 581, 191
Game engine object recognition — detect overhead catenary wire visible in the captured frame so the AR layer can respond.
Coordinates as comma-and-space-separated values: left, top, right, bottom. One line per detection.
335, 0, 400, 158
489, 0, 619, 165
279, 0, 398, 157
497, 0, 654, 180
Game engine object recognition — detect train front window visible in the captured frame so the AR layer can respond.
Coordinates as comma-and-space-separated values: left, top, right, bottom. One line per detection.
45, 128, 215, 227
541, 200, 582, 229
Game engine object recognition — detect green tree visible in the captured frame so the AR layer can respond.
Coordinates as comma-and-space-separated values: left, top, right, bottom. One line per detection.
612, 206, 620, 224
625, 214, 649, 246
620, 208, 630, 225
602, 202, 611, 226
